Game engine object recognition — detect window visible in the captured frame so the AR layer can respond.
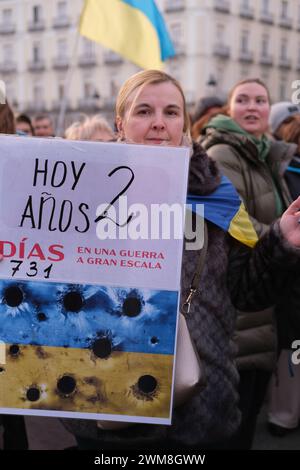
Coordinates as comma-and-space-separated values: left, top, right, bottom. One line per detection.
57, 1, 67, 17
241, 0, 249, 8
110, 76, 118, 97
82, 38, 94, 56
33, 5, 41, 23
33, 42, 41, 62
216, 23, 225, 43
57, 38, 67, 58
33, 84, 43, 102
241, 29, 250, 52
240, 67, 250, 78
262, 0, 269, 13
83, 81, 94, 98
280, 37, 288, 59
3, 44, 13, 62
2, 9, 12, 23
5, 83, 15, 103
279, 81, 286, 100
169, 22, 183, 52
168, 63, 180, 82
261, 34, 269, 56
58, 82, 65, 100
281, 0, 288, 18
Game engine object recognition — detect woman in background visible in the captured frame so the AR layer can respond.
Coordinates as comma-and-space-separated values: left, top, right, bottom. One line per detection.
65, 114, 114, 142
201, 78, 295, 449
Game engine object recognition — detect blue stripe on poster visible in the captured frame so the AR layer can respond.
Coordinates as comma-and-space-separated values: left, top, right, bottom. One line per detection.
0, 280, 178, 354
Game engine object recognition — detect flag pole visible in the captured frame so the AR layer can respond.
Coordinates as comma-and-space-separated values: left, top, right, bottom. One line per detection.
56, 29, 80, 137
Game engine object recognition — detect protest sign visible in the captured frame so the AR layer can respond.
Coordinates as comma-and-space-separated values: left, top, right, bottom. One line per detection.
0, 135, 189, 425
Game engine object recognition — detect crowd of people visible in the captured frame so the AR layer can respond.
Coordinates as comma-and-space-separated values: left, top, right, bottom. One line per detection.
1, 69, 300, 450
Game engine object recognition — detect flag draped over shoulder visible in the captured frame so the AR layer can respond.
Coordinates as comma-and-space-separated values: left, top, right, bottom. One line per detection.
79, 0, 175, 69
187, 175, 258, 248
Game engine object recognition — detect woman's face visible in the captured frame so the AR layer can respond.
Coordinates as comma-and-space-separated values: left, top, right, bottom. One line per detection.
229, 82, 270, 138
118, 81, 185, 147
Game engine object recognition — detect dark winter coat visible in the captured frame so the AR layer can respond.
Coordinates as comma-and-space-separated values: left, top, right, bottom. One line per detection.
275, 156, 300, 351
201, 129, 295, 370
62, 143, 300, 447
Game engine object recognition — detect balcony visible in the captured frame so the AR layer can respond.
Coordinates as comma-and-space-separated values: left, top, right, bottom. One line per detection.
77, 97, 100, 111
239, 5, 254, 19
52, 15, 70, 29
278, 57, 292, 69
259, 11, 274, 24
173, 42, 185, 56
28, 59, 46, 72
0, 23, 16, 34
165, 0, 185, 13
0, 61, 17, 74
103, 51, 123, 64
26, 100, 46, 112
52, 99, 71, 110
278, 16, 293, 29
102, 96, 115, 110
259, 54, 273, 66
78, 54, 97, 67
213, 44, 230, 58
52, 56, 69, 70
238, 50, 254, 63
214, 0, 230, 14
28, 19, 45, 32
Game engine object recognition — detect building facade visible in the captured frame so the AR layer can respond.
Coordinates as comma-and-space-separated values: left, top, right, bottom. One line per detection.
0, 0, 299, 130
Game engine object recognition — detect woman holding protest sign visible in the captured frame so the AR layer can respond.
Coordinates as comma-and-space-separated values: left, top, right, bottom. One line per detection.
63, 70, 300, 450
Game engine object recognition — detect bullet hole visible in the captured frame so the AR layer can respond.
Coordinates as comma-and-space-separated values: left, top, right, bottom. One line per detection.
63, 291, 83, 312
9, 344, 20, 357
37, 312, 47, 322
92, 337, 112, 359
138, 375, 158, 395
4, 286, 24, 307
26, 387, 40, 402
57, 375, 76, 396
122, 296, 142, 317
151, 336, 159, 345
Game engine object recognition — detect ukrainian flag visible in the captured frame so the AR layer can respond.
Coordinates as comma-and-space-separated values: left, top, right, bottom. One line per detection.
187, 175, 258, 248
0, 280, 177, 423
79, 0, 175, 69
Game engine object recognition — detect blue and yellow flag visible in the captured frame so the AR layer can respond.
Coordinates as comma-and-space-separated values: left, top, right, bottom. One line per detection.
187, 175, 258, 248
79, 0, 175, 69
0, 280, 177, 421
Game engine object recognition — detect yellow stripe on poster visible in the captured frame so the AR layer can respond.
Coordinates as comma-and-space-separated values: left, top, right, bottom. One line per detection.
0, 344, 173, 418
80, 0, 163, 69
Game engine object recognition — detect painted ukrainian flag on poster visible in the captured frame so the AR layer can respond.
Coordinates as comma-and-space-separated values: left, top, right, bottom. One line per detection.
0, 136, 189, 425
79, 0, 175, 69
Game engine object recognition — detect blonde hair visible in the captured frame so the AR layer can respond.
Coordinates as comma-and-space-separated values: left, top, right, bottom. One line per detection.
116, 70, 191, 139
65, 114, 114, 141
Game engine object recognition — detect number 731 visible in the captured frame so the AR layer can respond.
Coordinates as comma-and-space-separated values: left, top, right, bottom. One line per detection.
10, 260, 53, 279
